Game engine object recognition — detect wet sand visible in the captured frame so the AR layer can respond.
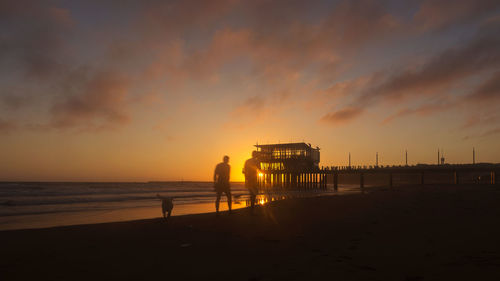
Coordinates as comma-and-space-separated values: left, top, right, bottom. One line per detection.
0, 201, 238, 231
1, 184, 500, 280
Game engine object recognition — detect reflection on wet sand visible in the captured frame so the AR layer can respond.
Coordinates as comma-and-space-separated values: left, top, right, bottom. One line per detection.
235, 189, 360, 208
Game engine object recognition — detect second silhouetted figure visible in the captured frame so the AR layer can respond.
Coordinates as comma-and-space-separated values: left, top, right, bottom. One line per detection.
213, 155, 231, 216
243, 151, 260, 212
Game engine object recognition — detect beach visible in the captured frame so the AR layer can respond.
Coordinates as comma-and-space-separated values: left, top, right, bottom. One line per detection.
2, 184, 500, 280
0, 181, 359, 231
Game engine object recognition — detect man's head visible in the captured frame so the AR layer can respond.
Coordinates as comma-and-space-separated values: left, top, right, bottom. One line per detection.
223, 155, 229, 163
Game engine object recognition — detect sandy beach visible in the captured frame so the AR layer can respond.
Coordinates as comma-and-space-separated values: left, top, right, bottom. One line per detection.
2, 184, 500, 280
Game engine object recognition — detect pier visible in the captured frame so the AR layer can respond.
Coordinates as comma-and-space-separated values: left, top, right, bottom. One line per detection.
255, 143, 500, 190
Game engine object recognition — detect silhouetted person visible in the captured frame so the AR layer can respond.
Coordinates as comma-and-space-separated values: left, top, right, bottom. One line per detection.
214, 155, 231, 215
243, 151, 260, 211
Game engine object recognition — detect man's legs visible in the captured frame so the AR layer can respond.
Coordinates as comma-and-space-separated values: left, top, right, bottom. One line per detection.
250, 193, 256, 208
250, 185, 257, 209
225, 190, 232, 213
215, 190, 222, 214
246, 179, 258, 210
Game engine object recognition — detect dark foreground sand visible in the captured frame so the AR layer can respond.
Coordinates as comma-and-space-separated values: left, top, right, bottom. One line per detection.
2, 185, 500, 281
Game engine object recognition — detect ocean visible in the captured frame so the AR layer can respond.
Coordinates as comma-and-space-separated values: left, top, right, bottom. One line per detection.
0, 181, 361, 231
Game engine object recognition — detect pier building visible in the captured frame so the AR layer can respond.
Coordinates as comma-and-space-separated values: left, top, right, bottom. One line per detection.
255, 142, 320, 171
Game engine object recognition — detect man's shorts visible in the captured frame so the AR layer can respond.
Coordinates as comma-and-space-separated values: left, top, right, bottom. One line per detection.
215, 182, 231, 195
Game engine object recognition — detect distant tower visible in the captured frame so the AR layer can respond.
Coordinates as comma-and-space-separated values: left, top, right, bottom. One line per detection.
376, 152, 379, 167
405, 149, 408, 166
440, 149, 445, 165
349, 152, 351, 167
473, 147, 476, 164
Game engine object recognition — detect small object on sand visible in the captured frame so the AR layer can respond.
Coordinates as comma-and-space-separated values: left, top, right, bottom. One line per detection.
2, 200, 15, 206
180, 243, 192, 248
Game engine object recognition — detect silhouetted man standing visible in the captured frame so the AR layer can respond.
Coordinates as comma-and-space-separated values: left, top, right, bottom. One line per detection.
243, 151, 260, 211
213, 155, 231, 216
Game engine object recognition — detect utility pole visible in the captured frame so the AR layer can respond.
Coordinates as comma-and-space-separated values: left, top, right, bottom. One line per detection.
376, 152, 379, 167
473, 147, 476, 164
438, 149, 440, 165
405, 149, 408, 166
349, 152, 351, 168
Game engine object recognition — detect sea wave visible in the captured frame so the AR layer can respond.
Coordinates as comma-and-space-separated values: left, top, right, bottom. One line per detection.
0, 182, 359, 218
0, 182, 249, 217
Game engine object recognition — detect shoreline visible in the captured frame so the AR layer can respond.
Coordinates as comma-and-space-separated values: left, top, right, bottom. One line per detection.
0, 200, 252, 232
0, 186, 361, 231
2, 184, 500, 280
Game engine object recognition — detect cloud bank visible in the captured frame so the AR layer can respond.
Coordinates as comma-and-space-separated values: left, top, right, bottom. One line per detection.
1, 0, 499, 137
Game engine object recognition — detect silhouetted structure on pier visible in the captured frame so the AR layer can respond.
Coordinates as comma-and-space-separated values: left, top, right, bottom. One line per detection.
255, 142, 320, 171
255, 142, 325, 190
253, 142, 499, 191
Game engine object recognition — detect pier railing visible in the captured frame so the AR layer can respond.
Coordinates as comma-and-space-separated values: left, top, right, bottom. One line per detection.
257, 164, 500, 191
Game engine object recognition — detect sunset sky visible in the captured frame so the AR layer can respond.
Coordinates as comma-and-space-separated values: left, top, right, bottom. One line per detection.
1, 0, 500, 182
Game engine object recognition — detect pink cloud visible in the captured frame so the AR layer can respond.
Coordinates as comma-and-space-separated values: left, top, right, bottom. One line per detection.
363, 34, 500, 106
1, 93, 31, 110
2, 0, 500, 134
381, 69, 500, 125
481, 127, 500, 137
466, 71, 500, 101
135, 0, 403, 90
320, 107, 364, 125
323, 20, 500, 126
231, 96, 266, 117
414, 0, 500, 31
0, 119, 17, 134
381, 100, 453, 124
0, 1, 74, 79
50, 70, 131, 131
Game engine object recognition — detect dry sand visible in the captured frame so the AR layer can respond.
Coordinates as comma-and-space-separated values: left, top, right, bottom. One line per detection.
1, 184, 500, 280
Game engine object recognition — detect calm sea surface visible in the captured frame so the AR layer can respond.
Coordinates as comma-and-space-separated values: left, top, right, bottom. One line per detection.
0, 181, 361, 231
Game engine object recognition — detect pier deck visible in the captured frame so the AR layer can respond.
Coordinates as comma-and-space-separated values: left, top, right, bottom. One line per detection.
257, 164, 500, 190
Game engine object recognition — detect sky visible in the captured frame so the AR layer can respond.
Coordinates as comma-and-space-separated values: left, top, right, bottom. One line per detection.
1, 0, 500, 182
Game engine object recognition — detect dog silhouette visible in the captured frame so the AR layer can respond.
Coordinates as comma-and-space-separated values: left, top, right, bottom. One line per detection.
156, 194, 174, 220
